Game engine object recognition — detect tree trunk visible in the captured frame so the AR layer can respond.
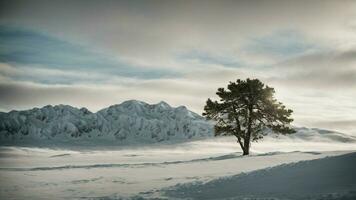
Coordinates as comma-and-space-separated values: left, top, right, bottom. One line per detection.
242, 149, 249, 155
243, 126, 251, 156
242, 104, 253, 156
243, 142, 250, 155
237, 137, 250, 156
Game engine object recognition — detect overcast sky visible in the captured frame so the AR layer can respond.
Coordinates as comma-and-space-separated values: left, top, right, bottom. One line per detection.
0, 0, 356, 135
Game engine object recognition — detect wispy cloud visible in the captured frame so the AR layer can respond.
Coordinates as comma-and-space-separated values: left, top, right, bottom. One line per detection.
177, 50, 241, 68
0, 26, 179, 83
244, 30, 317, 60
266, 49, 356, 88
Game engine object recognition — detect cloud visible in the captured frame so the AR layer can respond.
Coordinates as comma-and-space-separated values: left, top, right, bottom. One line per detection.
244, 30, 317, 59
177, 50, 241, 68
176, 30, 321, 69
0, 62, 145, 85
0, 25, 179, 81
1, 0, 355, 66
266, 49, 356, 89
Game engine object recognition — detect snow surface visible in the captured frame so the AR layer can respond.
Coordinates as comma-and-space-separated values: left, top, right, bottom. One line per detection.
163, 152, 356, 200
1, 136, 356, 199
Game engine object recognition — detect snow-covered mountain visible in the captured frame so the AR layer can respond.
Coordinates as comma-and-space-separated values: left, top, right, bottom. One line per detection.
0, 100, 213, 145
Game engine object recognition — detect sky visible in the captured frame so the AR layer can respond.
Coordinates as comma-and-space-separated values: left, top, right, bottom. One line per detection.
0, 0, 356, 135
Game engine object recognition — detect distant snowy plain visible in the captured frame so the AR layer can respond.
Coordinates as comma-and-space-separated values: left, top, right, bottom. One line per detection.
1, 136, 356, 200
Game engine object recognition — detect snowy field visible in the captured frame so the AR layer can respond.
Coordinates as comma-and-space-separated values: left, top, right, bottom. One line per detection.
1, 137, 356, 200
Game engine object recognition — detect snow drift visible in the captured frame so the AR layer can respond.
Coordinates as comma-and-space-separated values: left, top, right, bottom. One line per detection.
163, 152, 356, 200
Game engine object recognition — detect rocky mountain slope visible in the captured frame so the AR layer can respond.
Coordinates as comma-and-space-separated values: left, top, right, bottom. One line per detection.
0, 100, 213, 144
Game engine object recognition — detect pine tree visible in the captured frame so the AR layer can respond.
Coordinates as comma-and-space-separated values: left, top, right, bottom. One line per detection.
203, 78, 295, 155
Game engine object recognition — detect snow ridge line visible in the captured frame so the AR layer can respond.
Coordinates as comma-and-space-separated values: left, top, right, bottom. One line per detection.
0, 151, 322, 171
0, 154, 242, 171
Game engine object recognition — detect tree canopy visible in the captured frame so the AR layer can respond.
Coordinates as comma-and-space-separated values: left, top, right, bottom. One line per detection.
203, 78, 295, 155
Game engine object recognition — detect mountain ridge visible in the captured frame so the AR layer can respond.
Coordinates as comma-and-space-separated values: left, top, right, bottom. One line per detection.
0, 100, 214, 145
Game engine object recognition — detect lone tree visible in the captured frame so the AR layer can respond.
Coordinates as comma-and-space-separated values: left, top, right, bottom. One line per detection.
203, 78, 295, 155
